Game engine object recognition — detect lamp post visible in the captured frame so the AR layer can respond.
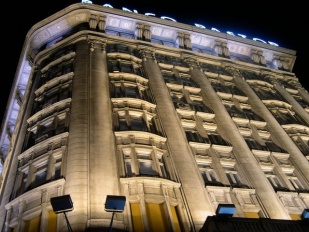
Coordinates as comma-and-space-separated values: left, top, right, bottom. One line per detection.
50, 195, 74, 232
104, 195, 126, 232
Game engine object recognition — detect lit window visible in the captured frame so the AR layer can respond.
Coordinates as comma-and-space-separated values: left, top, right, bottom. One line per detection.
120, 146, 168, 178
222, 165, 246, 187
197, 162, 220, 186
264, 169, 286, 190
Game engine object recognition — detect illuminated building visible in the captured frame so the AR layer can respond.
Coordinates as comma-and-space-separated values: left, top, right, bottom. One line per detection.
0, 2, 308, 231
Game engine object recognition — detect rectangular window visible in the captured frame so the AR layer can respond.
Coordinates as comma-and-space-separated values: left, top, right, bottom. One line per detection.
223, 166, 245, 187
137, 153, 156, 176
158, 157, 167, 178
264, 170, 285, 189
24, 216, 41, 232
47, 210, 57, 232
131, 203, 143, 232
33, 168, 47, 188
121, 146, 167, 178
117, 113, 147, 131
16, 172, 28, 196
146, 203, 169, 232
244, 212, 259, 218
198, 163, 219, 186
208, 133, 230, 146
125, 161, 133, 176
170, 206, 182, 232
185, 130, 208, 143
162, 71, 179, 84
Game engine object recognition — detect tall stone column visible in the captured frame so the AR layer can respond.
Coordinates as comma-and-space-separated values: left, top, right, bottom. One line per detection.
233, 72, 309, 183
140, 49, 214, 231
88, 39, 120, 226
66, 38, 120, 230
65, 39, 90, 231
186, 59, 291, 219
274, 82, 309, 125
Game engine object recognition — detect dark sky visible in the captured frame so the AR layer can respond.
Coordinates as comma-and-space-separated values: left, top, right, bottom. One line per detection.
1, 0, 308, 123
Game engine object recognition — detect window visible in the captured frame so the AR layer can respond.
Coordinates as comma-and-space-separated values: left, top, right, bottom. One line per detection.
107, 44, 137, 56
23, 107, 70, 151
222, 165, 246, 187
120, 146, 168, 178
32, 160, 48, 188
178, 71, 198, 87
110, 77, 153, 102
126, 183, 184, 232
118, 111, 147, 131
264, 140, 287, 153
224, 104, 247, 119
115, 84, 141, 98
162, 70, 179, 84
40, 61, 74, 85
185, 129, 208, 143
200, 63, 231, 75
249, 83, 286, 102
23, 216, 41, 232
146, 203, 170, 231
233, 189, 262, 218
171, 93, 191, 110
208, 133, 230, 146
291, 135, 309, 155
264, 169, 286, 191
240, 71, 265, 82
108, 57, 144, 76
49, 44, 75, 61
14, 153, 63, 197
278, 192, 305, 220
105, 28, 135, 39
114, 109, 159, 135
285, 171, 305, 191
192, 44, 214, 55
152, 36, 177, 48
191, 100, 214, 113
35, 80, 72, 112
155, 54, 184, 66
242, 108, 264, 121
24, 112, 69, 150
244, 137, 264, 150
267, 105, 307, 126
13, 145, 65, 198
197, 162, 221, 186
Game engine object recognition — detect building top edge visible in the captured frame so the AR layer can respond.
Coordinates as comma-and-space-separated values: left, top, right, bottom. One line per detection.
25, 3, 296, 56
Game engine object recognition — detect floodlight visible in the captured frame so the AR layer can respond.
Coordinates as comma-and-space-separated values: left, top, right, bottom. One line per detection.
105, 195, 126, 232
105, 195, 126, 212
50, 195, 74, 232
216, 203, 236, 217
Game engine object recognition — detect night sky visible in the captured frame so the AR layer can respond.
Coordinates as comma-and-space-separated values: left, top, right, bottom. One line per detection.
1, 0, 307, 123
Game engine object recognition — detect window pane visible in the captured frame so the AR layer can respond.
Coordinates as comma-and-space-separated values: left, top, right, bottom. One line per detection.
131, 118, 146, 131
33, 170, 47, 188
170, 206, 182, 232
55, 165, 61, 179
146, 203, 169, 232
131, 203, 143, 232
125, 161, 133, 176
139, 161, 155, 175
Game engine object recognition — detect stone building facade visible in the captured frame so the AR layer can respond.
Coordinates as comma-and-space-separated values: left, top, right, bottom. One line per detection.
0, 2, 308, 232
